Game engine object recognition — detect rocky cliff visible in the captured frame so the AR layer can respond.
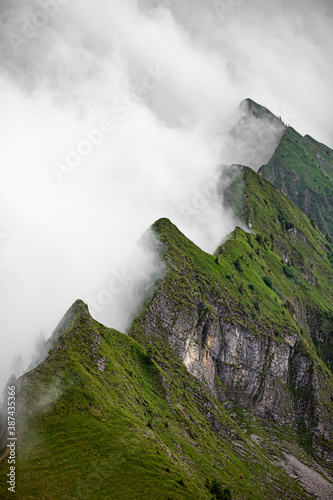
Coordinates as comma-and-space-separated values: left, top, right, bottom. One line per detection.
130, 168, 333, 464
259, 126, 333, 238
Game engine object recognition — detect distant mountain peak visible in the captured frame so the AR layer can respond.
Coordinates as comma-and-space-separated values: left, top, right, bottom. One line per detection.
240, 98, 283, 125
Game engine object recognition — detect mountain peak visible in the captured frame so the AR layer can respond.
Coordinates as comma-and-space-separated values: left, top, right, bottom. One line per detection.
47, 299, 91, 349
241, 98, 282, 125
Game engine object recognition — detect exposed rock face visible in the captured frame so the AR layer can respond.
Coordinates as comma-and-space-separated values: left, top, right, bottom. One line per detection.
131, 156, 333, 462
258, 127, 333, 237
133, 285, 332, 460
216, 322, 294, 418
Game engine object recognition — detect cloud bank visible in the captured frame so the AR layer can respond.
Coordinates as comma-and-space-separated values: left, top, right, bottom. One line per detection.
0, 0, 332, 386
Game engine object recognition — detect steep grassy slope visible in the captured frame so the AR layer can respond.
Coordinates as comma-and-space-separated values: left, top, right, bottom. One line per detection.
0, 165, 332, 498
133, 166, 333, 372
241, 167, 333, 325
1, 301, 317, 500
259, 127, 333, 238
0, 301, 225, 499
236, 166, 333, 381
130, 168, 333, 462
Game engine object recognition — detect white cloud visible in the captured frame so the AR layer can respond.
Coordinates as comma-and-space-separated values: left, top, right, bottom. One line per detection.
0, 0, 332, 387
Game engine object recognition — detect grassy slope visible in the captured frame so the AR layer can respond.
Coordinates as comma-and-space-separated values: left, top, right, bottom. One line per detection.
241, 168, 333, 438
0, 301, 212, 500
142, 167, 333, 366
0, 169, 332, 498
222, 169, 333, 458
226, 167, 333, 367
259, 127, 333, 237
131, 168, 333, 457
0, 299, 313, 500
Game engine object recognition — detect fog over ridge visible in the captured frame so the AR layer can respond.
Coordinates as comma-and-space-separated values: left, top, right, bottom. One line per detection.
0, 0, 332, 386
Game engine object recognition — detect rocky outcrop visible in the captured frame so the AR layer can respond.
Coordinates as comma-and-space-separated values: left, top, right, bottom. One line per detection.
132, 159, 333, 462
132, 283, 332, 460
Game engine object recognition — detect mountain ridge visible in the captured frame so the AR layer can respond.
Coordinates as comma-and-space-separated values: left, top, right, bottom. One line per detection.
258, 123, 333, 238
1, 100, 333, 499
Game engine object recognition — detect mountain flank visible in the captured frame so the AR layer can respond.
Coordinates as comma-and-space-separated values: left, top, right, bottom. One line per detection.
1, 101, 333, 499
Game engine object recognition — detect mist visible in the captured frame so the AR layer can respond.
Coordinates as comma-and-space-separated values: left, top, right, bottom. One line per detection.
0, 0, 332, 387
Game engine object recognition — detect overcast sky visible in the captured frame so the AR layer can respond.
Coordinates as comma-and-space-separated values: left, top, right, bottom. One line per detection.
0, 0, 332, 384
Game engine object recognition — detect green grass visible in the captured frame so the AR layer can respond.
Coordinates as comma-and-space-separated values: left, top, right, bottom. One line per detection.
259, 126, 333, 237
0, 298, 320, 499
0, 304, 210, 499
130, 167, 333, 460
1, 158, 333, 498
